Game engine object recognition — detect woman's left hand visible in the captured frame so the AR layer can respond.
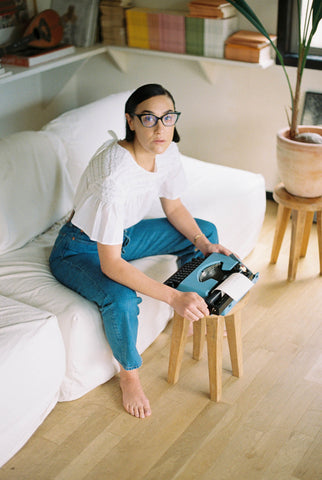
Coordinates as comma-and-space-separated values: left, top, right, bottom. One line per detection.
202, 242, 234, 258
194, 235, 236, 258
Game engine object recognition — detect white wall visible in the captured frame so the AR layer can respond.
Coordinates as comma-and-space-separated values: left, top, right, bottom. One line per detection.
0, 1, 321, 191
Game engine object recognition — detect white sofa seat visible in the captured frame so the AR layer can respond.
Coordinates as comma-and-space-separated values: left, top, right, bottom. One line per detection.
0, 296, 65, 467
0, 221, 175, 401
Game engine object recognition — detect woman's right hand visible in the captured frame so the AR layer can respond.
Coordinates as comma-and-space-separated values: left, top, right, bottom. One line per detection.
170, 290, 209, 322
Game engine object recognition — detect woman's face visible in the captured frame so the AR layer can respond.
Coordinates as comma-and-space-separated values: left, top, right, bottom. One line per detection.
126, 95, 176, 156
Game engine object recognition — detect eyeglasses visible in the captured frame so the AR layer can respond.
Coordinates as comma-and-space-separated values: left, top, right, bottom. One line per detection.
133, 112, 181, 128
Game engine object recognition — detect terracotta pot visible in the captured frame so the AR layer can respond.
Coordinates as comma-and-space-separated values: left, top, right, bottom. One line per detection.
276, 126, 322, 198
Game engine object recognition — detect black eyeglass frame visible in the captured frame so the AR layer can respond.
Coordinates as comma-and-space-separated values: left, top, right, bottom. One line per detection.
133, 111, 181, 127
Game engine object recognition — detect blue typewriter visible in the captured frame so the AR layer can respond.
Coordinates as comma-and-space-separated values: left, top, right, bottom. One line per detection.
164, 253, 259, 316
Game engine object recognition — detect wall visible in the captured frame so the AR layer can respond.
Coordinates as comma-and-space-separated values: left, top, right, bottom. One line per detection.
0, 0, 321, 191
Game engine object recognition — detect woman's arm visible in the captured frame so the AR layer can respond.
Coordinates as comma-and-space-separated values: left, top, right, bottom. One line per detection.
161, 197, 232, 257
97, 243, 209, 322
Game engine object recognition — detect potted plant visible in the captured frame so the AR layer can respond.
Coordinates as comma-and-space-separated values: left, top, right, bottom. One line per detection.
226, 0, 322, 197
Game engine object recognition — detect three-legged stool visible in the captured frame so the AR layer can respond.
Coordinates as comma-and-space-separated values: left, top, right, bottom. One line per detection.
270, 183, 322, 281
168, 293, 249, 402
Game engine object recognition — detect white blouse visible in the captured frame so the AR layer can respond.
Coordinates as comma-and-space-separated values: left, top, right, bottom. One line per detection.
71, 138, 187, 245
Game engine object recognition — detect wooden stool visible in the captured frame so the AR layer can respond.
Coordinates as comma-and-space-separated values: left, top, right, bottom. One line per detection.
168, 293, 249, 402
270, 183, 322, 281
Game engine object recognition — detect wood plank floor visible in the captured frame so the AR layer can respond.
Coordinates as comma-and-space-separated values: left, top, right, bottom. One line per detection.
1, 199, 321, 480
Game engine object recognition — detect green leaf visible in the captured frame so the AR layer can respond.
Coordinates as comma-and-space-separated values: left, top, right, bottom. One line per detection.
312, 0, 322, 36
225, 0, 271, 40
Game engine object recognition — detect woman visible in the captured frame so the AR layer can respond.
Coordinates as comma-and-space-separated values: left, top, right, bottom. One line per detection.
50, 84, 231, 419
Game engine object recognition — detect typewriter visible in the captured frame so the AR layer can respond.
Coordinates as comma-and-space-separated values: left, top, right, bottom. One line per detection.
164, 253, 259, 316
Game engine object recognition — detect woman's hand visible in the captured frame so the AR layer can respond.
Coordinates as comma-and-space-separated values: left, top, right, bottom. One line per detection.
193, 234, 235, 258
200, 242, 234, 258
170, 290, 209, 322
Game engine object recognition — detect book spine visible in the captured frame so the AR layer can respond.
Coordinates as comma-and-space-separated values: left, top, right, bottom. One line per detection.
0, 55, 29, 66
185, 16, 204, 56
147, 12, 160, 50
204, 16, 237, 58
159, 13, 185, 54
126, 9, 149, 49
224, 43, 261, 63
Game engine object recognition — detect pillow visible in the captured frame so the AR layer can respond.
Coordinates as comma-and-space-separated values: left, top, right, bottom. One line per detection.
0, 131, 74, 255
42, 90, 132, 190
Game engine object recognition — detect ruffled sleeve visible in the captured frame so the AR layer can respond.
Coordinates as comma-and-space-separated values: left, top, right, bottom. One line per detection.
72, 143, 128, 244
72, 178, 126, 244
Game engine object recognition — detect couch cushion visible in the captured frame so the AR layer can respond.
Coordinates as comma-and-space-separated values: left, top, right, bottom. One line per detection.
42, 90, 132, 190
0, 295, 65, 467
0, 131, 74, 255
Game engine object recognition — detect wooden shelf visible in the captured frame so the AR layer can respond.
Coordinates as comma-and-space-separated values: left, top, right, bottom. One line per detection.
106, 45, 274, 84
0, 45, 110, 104
0, 43, 274, 101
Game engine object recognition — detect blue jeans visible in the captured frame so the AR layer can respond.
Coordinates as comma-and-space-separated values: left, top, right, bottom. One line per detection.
49, 218, 218, 370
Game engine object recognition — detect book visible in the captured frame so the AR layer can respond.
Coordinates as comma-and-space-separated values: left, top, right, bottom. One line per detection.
185, 16, 204, 56
224, 30, 277, 64
147, 10, 160, 50
99, 4, 127, 46
50, 0, 100, 47
0, 44, 76, 67
188, 1, 236, 18
204, 16, 237, 58
159, 11, 186, 54
125, 8, 150, 49
225, 30, 276, 48
224, 43, 273, 63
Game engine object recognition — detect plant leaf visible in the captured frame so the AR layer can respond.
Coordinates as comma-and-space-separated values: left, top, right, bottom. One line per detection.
225, 0, 271, 41
312, 0, 322, 36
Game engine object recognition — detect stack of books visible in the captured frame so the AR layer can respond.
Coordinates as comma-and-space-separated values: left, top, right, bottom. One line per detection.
125, 6, 238, 58
185, 14, 237, 57
99, 0, 132, 46
188, 1, 236, 19
186, 0, 237, 58
125, 8, 186, 53
225, 30, 277, 65
0, 44, 76, 67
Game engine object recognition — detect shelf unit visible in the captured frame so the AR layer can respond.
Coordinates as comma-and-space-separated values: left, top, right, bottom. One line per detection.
0, 43, 274, 100
106, 46, 274, 84
0, 45, 110, 103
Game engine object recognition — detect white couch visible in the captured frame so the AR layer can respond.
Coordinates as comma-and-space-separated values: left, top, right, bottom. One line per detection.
0, 90, 266, 467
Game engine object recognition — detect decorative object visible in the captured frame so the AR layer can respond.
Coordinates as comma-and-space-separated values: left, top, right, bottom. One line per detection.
226, 0, 322, 197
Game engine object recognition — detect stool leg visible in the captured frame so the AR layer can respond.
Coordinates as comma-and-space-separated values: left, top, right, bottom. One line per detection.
288, 209, 307, 281
225, 311, 243, 377
206, 315, 224, 402
168, 313, 189, 384
193, 317, 206, 360
300, 211, 314, 258
317, 211, 322, 275
270, 204, 291, 264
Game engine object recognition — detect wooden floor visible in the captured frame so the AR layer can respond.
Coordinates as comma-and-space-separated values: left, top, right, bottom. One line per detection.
1, 200, 321, 480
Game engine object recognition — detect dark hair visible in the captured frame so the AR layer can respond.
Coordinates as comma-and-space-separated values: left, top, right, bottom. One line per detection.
125, 83, 180, 143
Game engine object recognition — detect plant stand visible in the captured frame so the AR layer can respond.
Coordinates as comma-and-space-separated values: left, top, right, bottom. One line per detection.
270, 183, 322, 281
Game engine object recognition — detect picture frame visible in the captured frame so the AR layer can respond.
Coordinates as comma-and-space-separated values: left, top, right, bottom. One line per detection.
301, 91, 322, 126
50, 0, 99, 47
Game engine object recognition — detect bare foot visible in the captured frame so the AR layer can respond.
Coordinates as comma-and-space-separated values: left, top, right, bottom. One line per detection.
119, 366, 151, 419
